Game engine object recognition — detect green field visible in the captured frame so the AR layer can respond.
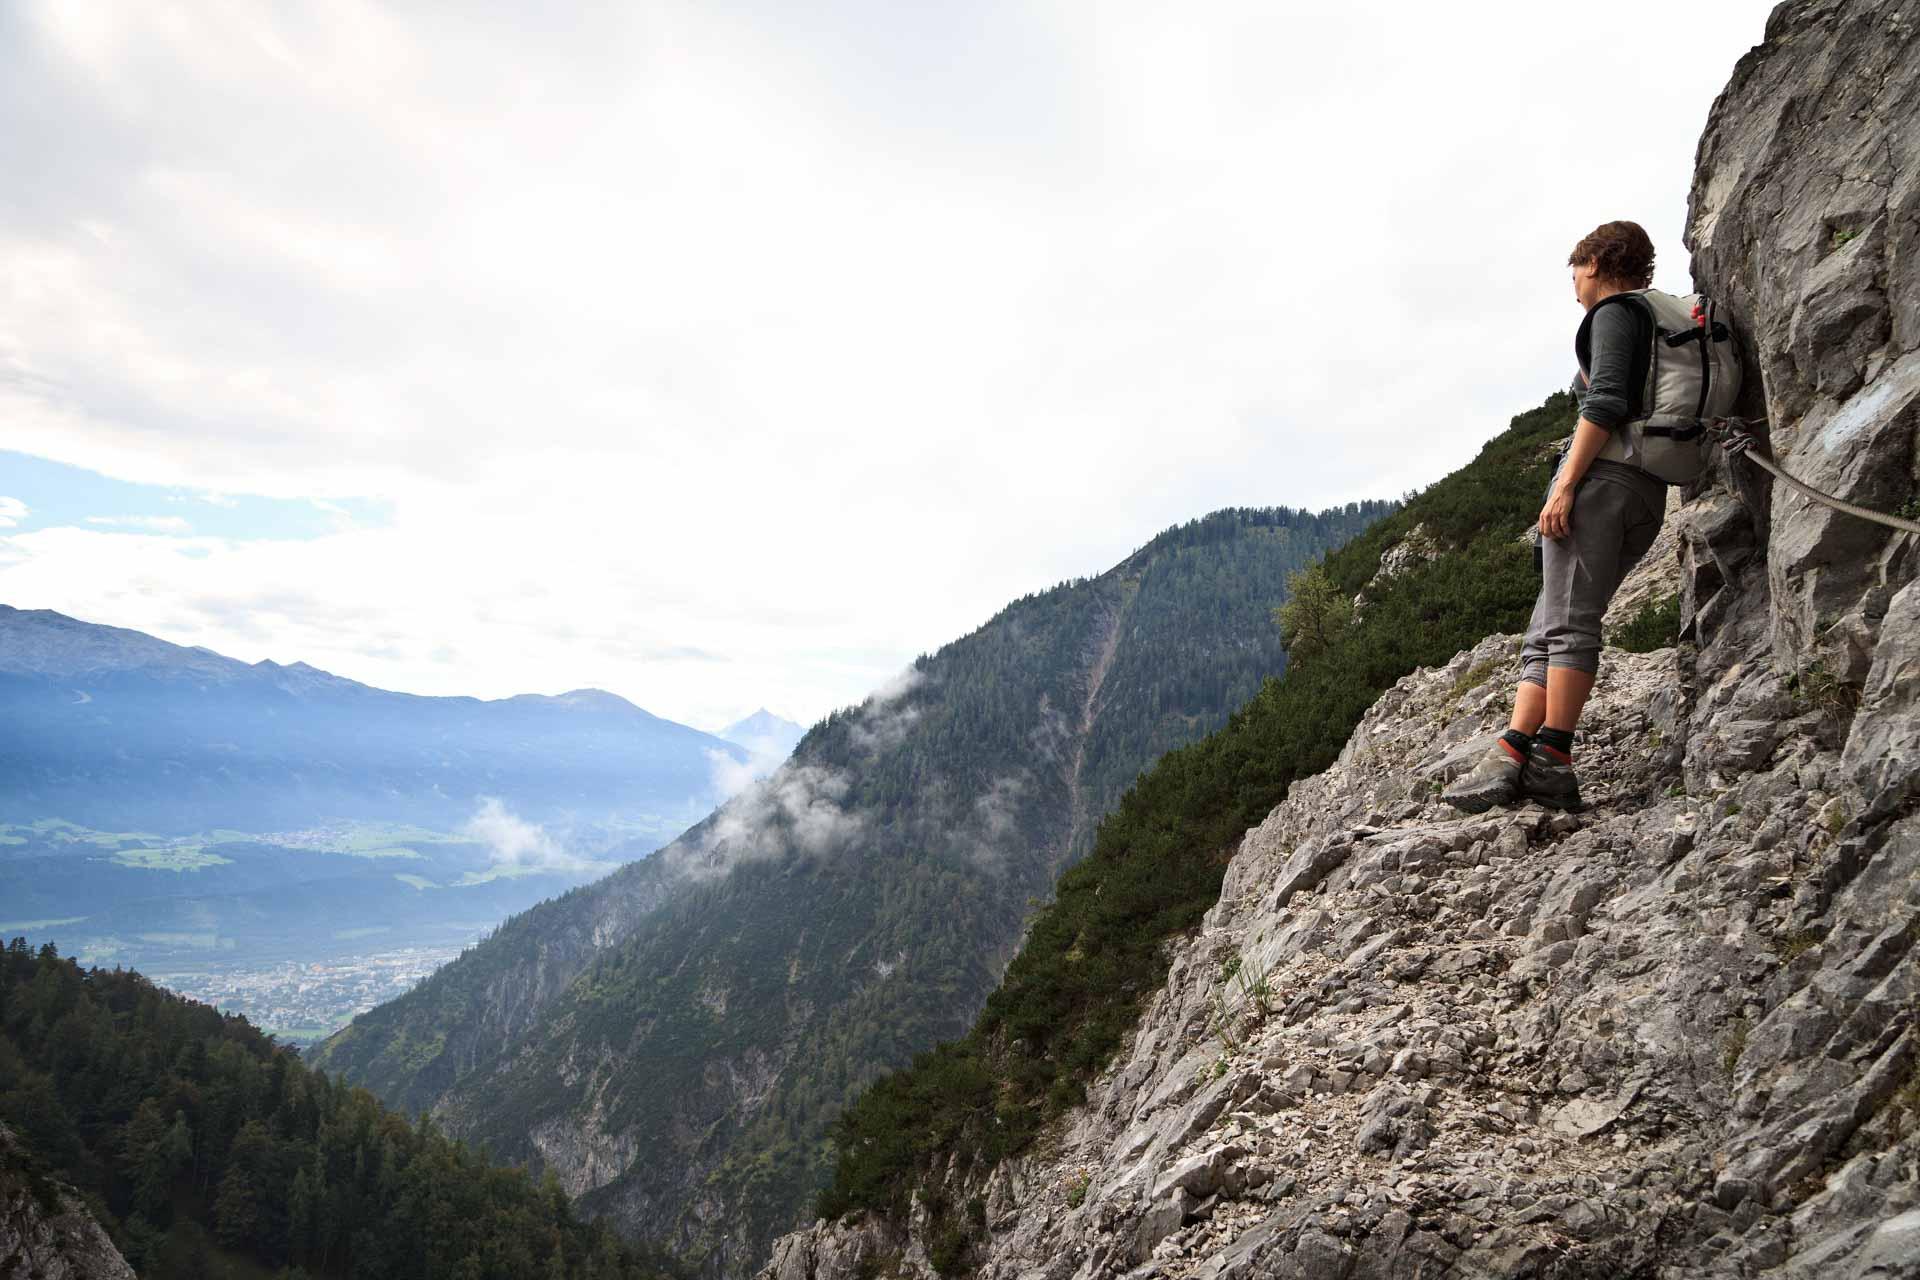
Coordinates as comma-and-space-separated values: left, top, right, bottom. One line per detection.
110, 845, 234, 871
6, 818, 167, 846
136, 931, 226, 949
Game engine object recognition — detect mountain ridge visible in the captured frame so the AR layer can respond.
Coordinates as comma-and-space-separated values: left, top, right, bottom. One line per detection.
0, 603, 752, 836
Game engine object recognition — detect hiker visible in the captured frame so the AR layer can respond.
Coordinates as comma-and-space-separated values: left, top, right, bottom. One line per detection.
1444, 221, 1680, 813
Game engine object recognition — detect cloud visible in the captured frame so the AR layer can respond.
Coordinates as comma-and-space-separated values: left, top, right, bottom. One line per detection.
461, 797, 603, 875
84, 514, 190, 532
679, 761, 868, 878
955, 773, 1029, 870
867, 666, 924, 707
848, 665, 928, 754
704, 746, 760, 801
705, 720, 800, 801
0, 497, 25, 528
0, 2, 1779, 733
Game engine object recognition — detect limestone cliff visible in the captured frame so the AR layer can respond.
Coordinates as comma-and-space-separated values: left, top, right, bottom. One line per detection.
761, 2, 1920, 1276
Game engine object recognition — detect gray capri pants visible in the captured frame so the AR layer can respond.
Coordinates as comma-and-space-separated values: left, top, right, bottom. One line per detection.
1519, 457, 1667, 687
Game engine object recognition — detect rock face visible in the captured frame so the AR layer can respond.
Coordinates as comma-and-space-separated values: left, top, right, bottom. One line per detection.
760, 3, 1920, 1276
0, 1126, 136, 1280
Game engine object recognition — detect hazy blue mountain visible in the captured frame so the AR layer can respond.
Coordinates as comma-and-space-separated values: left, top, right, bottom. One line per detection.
718, 708, 807, 765
0, 604, 748, 836
0, 605, 764, 1039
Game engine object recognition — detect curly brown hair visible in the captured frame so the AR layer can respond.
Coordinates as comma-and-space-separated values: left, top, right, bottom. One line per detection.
1568, 221, 1655, 288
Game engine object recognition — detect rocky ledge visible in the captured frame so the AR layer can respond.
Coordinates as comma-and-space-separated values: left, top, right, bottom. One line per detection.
0, 1124, 136, 1280
765, 604, 1917, 1278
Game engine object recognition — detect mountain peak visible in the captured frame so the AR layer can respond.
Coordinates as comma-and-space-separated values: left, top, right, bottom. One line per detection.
718, 708, 806, 757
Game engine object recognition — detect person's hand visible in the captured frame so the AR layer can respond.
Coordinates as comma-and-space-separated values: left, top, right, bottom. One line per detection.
1538, 483, 1575, 540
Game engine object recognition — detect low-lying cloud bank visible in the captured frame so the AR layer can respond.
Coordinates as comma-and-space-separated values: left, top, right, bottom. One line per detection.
462, 797, 606, 876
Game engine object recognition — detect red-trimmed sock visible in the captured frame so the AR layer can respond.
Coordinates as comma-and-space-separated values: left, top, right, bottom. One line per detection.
1499, 729, 1533, 763
1535, 726, 1575, 761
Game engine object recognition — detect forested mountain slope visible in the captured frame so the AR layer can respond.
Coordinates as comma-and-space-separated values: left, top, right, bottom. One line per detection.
0, 939, 680, 1280
767, 3, 1920, 1275
313, 503, 1388, 1272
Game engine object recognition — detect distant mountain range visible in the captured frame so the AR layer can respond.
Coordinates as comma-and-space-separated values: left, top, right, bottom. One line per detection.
0, 604, 751, 837
311, 502, 1393, 1274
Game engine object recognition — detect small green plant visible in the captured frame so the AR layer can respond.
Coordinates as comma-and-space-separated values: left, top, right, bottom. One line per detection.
1831, 227, 1860, 249
1722, 1016, 1750, 1078
1666, 783, 1686, 798
1615, 594, 1681, 654
929, 1226, 972, 1276
1774, 930, 1820, 962
1791, 662, 1862, 717
1897, 495, 1920, 523
1211, 1054, 1229, 1079
1725, 800, 1743, 817
1207, 987, 1244, 1053
1244, 970, 1275, 1019
1065, 1172, 1090, 1208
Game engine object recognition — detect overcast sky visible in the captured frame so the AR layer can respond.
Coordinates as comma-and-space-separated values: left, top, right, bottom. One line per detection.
0, 1, 1775, 732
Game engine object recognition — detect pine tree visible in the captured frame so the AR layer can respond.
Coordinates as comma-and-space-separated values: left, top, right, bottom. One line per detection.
1273, 562, 1352, 663
287, 1166, 315, 1264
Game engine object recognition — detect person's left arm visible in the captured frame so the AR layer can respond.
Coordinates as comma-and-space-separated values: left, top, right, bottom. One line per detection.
1540, 304, 1639, 539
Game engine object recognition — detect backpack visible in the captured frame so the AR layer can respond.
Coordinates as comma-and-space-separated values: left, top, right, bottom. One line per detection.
1580, 288, 1743, 485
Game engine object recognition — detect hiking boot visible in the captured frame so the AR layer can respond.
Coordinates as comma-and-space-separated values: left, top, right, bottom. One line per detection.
1521, 742, 1583, 811
1442, 742, 1525, 813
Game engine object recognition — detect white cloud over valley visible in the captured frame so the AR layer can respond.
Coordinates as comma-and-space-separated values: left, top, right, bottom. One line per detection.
460, 797, 606, 877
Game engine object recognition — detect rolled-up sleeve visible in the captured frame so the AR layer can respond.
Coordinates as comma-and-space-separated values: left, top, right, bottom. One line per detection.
1580, 304, 1641, 430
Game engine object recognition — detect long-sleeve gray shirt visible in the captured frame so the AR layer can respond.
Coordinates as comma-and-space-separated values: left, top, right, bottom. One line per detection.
1571, 296, 1653, 430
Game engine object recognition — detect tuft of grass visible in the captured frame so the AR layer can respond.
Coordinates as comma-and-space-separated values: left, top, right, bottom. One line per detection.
1450, 659, 1499, 699
1065, 1172, 1090, 1208
1774, 930, 1820, 962
1722, 1016, 1750, 1078
1790, 662, 1862, 718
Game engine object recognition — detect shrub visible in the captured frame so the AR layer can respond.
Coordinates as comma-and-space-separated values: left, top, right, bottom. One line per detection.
1614, 594, 1681, 653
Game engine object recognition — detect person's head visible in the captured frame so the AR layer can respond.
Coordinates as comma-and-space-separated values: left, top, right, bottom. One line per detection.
1568, 221, 1655, 309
